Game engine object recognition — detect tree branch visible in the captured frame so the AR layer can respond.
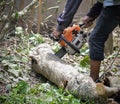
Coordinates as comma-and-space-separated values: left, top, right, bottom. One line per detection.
12, 0, 38, 18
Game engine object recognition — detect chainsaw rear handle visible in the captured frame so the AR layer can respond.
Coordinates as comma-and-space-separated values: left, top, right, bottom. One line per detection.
59, 34, 80, 53
79, 19, 94, 28
49, 34, 60, 41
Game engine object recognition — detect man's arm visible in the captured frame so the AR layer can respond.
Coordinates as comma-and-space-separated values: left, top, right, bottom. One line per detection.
82, 1, 103, 27
56, 0, 82, 32
87, 1, 103, 19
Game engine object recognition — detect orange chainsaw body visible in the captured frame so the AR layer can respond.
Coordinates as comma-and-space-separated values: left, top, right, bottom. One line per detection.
59, 25, 81, 47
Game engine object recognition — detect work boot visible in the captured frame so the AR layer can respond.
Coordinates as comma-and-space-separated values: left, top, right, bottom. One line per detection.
90, 59, 101, 82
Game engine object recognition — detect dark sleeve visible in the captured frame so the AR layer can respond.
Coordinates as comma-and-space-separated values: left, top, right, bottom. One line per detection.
56, 0, 82, 32
87, 2, 103, 19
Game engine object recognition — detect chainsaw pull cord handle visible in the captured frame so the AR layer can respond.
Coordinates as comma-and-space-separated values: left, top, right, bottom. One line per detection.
59, 34, 80, 53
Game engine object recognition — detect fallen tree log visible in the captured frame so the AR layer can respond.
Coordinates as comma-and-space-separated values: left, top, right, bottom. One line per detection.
29, 43, 120, 103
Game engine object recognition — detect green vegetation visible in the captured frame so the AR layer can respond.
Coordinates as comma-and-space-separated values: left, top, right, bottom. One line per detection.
0, 27, 93, 104
0, 81, 81, 104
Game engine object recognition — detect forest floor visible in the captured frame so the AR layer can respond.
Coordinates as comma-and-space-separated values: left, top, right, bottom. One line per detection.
0, 23, 120, 104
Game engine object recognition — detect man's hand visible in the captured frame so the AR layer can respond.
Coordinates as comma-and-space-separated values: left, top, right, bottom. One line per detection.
82, 16, 94, 28
52, 29, 62, 38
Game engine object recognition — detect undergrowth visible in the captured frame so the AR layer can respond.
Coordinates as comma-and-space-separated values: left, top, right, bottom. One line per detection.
0, 27, 94, 104
0, 81, 82, 104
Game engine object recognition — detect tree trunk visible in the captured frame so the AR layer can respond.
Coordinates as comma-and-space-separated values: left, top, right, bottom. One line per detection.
104, 33, 113, 56
37, 0, 42, 33
29, 43, 120, 103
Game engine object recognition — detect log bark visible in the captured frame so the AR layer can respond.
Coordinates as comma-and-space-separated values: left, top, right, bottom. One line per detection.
29, 43, 120, 103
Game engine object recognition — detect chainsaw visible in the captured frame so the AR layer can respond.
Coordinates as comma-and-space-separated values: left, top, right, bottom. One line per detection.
49, 24, 89, 58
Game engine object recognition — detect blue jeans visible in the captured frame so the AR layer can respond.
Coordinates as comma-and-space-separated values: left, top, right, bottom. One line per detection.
89, 5, 120, 61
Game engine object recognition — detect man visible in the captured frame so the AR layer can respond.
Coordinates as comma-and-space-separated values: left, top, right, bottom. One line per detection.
52, 0, 120, 82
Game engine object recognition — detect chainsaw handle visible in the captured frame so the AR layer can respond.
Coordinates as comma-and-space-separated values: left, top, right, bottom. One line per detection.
79, 23, 85, 27
59, 34, 80, 53
49, 34, 60, 41
79, 19, 94, 28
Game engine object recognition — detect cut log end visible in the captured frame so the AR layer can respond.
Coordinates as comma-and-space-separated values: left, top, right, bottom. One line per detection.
96, 83, 106, 96
96, 83, 120, 98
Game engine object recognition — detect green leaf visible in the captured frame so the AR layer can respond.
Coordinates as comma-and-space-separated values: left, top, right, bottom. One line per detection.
80, 43, 89, 55
80, 55, 90, 68
52, 43, 61, 52
29, 34, 45, 45
13, 81, 29, 94
14, 12, 19, 20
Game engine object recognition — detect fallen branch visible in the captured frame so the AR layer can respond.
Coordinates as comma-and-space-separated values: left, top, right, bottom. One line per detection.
99, 47, 120, 81
12, 0, 38, 18
0, 0, 38, 22
0, 0, 38, 40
